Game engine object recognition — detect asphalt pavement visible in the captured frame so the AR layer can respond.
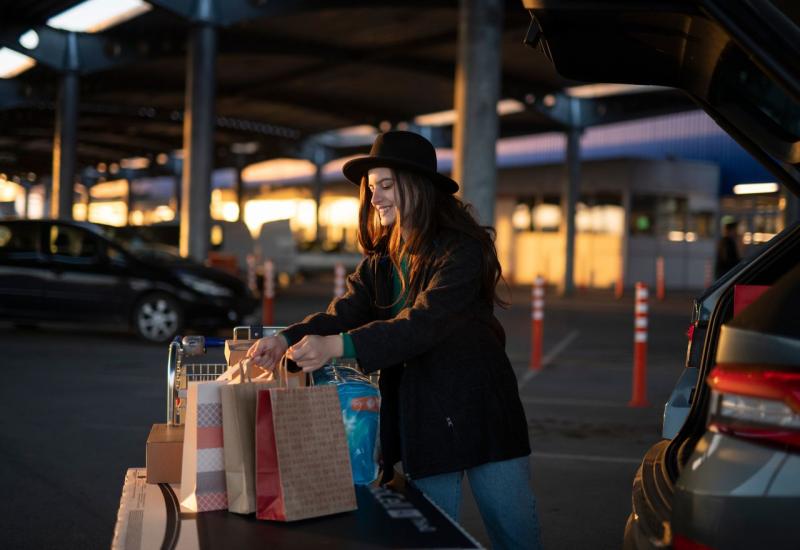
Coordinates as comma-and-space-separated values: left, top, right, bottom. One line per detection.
0, 276, 695, 549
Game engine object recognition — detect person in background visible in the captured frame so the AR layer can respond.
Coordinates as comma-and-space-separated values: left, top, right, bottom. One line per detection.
715, 219, 741, 279
247, 131, 542, 549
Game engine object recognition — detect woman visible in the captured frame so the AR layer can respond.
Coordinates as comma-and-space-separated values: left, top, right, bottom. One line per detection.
247, 131, 541, 549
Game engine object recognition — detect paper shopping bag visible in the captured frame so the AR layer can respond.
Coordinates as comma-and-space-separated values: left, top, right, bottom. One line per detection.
220, 378, 280, 514
180, 381, 229, 512
255, 386, 357, 521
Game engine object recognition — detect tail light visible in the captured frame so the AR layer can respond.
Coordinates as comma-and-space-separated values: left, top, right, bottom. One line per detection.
684, 322, 706, 369
673, 533, 715, 550
707, 365, 800, 450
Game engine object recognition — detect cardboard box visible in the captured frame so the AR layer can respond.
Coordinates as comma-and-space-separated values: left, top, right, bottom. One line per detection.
146, 424, 184, 484
225, 339, 255, 366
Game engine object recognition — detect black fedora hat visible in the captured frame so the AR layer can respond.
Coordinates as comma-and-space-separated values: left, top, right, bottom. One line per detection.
342, 131, 459, 194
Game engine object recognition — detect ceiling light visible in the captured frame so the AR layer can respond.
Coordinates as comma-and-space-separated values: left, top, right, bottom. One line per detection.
230, 142, 260, 155
732, 182, 780, 195
120, 157, 150, 170
0, 48, 36, 78
566, 84, 670, 98
47, 0, 152, 33
414, 99, 526, 127
497, 99, 525, 116
19, 30, 39, 50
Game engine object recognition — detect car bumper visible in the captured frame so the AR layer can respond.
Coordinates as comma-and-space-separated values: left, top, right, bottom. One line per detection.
624, 440, 673, 550
672, 432, 800, 549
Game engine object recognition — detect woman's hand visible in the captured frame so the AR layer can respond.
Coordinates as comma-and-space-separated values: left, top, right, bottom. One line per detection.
286, 335, 343, 373
246, 335, 288, 371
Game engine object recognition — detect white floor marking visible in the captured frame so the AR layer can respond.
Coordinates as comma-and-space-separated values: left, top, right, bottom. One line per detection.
518, 330, 581, 389
531, 451, 642, 465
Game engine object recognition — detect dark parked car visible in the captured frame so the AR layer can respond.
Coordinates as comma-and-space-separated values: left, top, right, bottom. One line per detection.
523, 1, 799, 549
115, 219, 255, 275
0, 219, 259, 342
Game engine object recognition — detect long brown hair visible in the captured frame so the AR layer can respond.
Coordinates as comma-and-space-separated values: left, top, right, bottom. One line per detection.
357, 168, 508, 308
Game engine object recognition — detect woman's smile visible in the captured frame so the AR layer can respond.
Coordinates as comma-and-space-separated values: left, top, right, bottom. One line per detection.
368, 167, 400, 227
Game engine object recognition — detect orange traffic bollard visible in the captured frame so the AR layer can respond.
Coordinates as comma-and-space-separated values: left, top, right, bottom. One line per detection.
334, 263, 346, 298
629, 282, 650, 407
656, 256, 665, 301
529, 275, 545, 371
262, 259, 275, 326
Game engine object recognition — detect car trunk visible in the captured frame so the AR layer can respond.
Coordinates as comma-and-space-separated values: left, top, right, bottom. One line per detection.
521, 0, 800, 196
523, 1, 800, 546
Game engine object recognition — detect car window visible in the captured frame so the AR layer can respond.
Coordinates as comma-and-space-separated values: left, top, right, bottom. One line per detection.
0, 223, 41, 260
48, 225, 100, 262
106, 244, 128, 267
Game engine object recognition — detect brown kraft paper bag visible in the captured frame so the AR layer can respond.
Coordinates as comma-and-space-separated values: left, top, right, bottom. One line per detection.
220, 374, 280, 514
255, 385, 357, 521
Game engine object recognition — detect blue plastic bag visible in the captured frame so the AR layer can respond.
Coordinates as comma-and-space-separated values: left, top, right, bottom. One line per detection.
313, 365, 380, 485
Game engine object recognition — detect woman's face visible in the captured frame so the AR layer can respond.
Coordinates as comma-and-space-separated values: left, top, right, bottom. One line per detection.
367, 167, 400, 227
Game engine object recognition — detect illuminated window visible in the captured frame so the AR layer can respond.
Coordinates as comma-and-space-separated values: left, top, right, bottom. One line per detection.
533, 203, 561, 232
511, 203, 532, 231
210, 224, 224, 246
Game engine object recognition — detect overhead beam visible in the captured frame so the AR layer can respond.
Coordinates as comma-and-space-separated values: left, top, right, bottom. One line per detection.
0, 25, 145, 74
148, 0, 453, 26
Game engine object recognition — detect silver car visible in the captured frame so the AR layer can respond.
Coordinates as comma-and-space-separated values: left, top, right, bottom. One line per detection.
522, 1, 800, 548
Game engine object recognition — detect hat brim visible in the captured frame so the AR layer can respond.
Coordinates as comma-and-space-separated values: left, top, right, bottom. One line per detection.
342, 156, 459, 194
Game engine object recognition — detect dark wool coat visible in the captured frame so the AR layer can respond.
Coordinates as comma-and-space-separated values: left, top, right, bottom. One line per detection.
281, 229, 531, 481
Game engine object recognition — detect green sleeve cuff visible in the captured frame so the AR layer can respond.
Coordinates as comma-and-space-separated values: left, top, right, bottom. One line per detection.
340, 332, 357, 358
277, 332, 291, 347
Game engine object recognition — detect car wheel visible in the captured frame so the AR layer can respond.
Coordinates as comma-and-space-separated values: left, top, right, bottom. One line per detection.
133, 293, 183, 343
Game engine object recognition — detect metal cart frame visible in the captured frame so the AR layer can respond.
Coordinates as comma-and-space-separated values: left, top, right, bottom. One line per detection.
165, 325, 284, 425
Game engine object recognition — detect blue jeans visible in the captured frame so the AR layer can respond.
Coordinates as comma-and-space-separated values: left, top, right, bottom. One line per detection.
412, 456, 542, 550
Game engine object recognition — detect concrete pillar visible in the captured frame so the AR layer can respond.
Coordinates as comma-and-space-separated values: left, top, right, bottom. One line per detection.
621, 188, 632, 289
51, 66, 79, 219
560, 124, 581, 296
313, 162, 324, 243
180, 21, 217, 261
126, 177, 134, 225
452, 0, 503, 226
234, 154, 245, 223
23, 184, 30, 218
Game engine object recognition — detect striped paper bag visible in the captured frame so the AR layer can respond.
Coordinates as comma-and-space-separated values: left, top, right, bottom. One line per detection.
180, 381, 228, 512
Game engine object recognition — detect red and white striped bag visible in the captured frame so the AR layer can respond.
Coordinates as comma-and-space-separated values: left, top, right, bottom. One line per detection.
180, 381, 229, 512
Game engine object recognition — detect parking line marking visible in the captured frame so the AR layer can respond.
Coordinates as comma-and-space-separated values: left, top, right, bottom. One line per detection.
531, 451, 641, 465
520, 396, 635, 408
518, 330, 580, 389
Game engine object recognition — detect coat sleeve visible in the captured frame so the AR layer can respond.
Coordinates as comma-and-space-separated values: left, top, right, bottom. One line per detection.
348, 236, 483, 373
280, 256, 375, 345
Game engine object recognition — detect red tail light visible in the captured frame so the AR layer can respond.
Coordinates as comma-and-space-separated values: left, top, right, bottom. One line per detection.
707, 365, 800, 450
673, 533, 715, 550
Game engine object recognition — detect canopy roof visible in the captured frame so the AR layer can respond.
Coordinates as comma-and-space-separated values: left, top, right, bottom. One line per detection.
0, 0, 694, 180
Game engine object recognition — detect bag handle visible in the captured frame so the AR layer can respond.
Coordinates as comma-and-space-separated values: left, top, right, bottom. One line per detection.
278, 354, 314, 387
216, 361, 245, 383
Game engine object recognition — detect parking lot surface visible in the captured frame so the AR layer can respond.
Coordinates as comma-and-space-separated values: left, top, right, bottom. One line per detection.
0, 277, 693, 549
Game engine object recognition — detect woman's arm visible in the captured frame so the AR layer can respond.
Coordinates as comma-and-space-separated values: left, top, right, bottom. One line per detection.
347, 237, 483, 373
277, 255, 376, 345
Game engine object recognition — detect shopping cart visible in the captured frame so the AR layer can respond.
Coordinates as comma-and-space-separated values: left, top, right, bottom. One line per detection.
166, 325, 283, 426
166, 326, 374, 425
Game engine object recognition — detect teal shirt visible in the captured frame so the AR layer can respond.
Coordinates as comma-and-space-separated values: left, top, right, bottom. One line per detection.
340, 255, 408, 359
